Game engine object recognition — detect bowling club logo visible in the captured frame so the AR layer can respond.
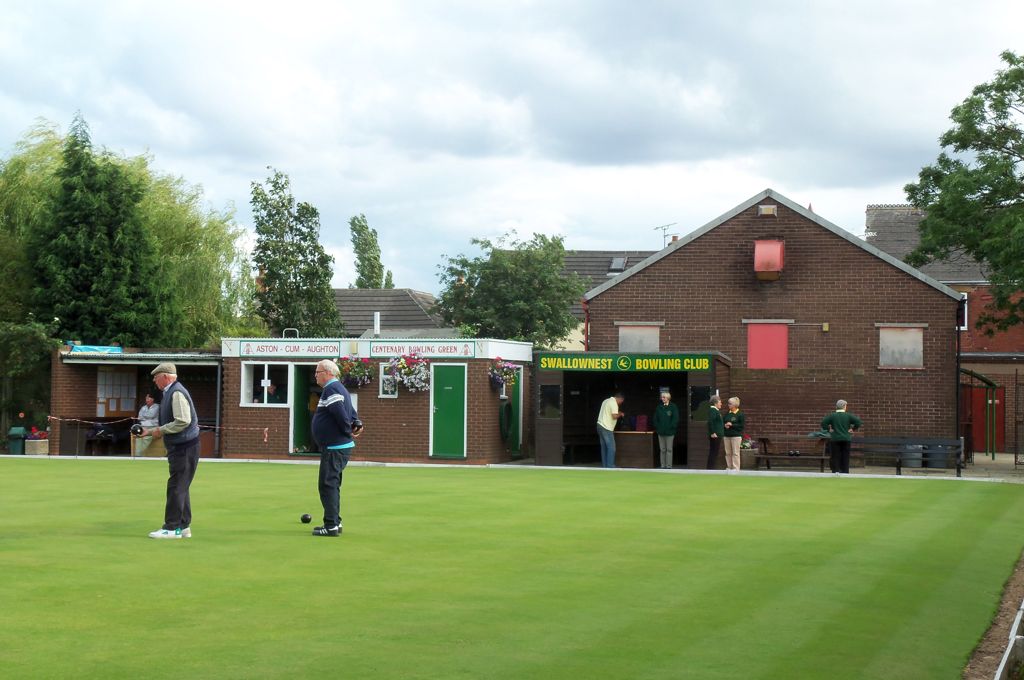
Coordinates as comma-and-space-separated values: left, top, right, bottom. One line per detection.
616, 355, 632, 371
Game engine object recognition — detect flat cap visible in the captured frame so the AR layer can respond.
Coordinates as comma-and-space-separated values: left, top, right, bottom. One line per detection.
151, 362, 177, 376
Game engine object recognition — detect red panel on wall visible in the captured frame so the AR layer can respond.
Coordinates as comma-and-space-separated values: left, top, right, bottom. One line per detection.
754, 240, 785, 280
747, 324, 789, 368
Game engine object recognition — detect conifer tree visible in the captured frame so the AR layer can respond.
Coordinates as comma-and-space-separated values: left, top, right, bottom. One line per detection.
251, 168, 342, 336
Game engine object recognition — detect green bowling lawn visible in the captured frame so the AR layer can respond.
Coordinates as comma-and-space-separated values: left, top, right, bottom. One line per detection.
1, 458, 1022, 679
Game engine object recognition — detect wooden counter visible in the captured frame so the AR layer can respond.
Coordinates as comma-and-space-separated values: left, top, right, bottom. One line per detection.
615, 431, 655, 468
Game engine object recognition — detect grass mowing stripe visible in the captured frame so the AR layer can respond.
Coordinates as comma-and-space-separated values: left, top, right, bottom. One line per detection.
747, 482, 1015, 679
2, 460, 1024, 679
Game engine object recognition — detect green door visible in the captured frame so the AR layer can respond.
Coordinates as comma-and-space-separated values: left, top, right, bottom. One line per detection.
509, 367, 522, 454
431, 364, 466, 458
291, 364, 316, 455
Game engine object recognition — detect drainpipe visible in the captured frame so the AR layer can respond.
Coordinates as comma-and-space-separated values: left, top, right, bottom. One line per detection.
581, 298, 590, 351
955, 296, 962, 442
215, 360, 222, 457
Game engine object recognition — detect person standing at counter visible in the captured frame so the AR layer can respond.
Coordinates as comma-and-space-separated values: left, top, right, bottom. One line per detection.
653, 390, 680, 469
722, 396, 744, 471
134, 393, 160, 457
597, 392, 625, 468
707, 394, 724, 469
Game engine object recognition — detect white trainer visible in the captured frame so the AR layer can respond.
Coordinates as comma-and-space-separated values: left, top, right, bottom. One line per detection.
180, 528, 192, 538
149, 528, 183, 539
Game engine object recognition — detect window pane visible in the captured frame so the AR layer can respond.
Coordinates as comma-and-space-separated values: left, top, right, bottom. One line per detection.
267, 365, 288, 404
241, 364, 256, 405
539, 385, 561, 419
618, 326, 660, 352
689, 386, 712, 420
379, 363, 398, 398
879, 327, 923, 367
244, 363, 289, 405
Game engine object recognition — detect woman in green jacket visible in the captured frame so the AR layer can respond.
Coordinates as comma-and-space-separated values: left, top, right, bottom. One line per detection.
723, 396, 745, 471
653, 391, 680, 469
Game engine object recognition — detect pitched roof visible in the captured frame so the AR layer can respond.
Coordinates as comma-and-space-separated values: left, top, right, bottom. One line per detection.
356, 327, 461, 339
583, 189, 961, 302
333, 288, 446, 335
563, 250, 655, 317
864, 204, 987, 283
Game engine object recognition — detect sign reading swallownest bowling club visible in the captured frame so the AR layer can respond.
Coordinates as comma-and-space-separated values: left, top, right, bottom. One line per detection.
536, 352, 712, 372
368, 340, 476, 358
238, 340, 342, 358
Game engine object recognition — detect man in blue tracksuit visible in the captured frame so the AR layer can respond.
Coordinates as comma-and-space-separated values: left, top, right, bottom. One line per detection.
311, 359, 363, 537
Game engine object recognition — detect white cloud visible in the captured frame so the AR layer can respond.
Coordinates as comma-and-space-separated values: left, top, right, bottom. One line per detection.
2, 0, 1023, 295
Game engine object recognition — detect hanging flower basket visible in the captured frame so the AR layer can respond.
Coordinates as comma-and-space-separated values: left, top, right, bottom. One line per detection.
386, 352, 430, 392
488, 357, 518, 389
337, 356, 374, 389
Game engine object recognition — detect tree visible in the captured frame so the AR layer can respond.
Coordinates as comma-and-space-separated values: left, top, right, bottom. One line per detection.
905, 50, 1024, 332
349, 213, 393, 288
435, 233, 586, 347
0, 117, 264, 436
131, 165, 265, 345
1, 120, 264, 346
0, 122, 63, 324
251, 168, 342, 336
28, 114, 164, 346
0, 315, 61, 438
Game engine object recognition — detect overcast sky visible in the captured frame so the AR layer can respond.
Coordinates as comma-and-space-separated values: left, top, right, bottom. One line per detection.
2, 1, 1021, 293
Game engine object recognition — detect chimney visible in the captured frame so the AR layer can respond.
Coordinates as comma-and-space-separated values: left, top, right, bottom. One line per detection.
373, 312, 381, 337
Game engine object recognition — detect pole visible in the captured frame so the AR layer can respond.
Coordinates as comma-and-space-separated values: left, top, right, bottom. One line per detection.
955, 301, 962, 442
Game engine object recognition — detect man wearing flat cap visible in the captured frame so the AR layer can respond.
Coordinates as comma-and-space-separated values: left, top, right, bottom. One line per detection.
144, 362, 201, 539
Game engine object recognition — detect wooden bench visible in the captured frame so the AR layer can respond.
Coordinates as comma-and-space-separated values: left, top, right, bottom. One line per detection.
849, 436, 965, 476
755, 437, 830, 473
563, 425, 596, 465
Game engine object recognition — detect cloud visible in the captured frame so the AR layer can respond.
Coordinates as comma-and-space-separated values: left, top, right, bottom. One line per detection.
1, 0, 1023, 296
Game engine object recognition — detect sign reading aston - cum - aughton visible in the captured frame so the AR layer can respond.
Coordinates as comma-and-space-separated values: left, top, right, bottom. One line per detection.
536, 353, 711, 372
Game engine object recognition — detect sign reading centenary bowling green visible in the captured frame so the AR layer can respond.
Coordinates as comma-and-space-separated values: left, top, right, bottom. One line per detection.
536, 353, 712, 372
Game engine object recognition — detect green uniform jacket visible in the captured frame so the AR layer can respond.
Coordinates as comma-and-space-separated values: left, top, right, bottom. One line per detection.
723, 410, 744, 437
707, 406, 725, 438
653, 402, 680, 436
821, 411, 862, 441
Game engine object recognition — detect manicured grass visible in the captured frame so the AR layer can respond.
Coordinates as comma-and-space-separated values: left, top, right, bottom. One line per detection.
1, 459, 1023, 679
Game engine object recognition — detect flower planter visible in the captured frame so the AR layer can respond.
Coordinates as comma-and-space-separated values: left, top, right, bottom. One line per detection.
25, 439, 49, 455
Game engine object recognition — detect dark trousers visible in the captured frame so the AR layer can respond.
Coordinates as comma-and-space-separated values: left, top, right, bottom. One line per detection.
707, 436, 720, 469
831, 440, 851, 474
163, 440, 200, 530
318, 449, 350, 528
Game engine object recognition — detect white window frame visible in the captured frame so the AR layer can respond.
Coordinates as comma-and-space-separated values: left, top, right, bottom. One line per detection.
378, 363, 398, 399
958, 293, 968, 331
241, 361, 291, 407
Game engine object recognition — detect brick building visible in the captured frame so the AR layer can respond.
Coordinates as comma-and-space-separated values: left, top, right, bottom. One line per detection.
534, 189, 961, 468
214, 337, 530, 464
47, 338, 531, 464
866, 204, 1024, 455
48, 349, 221, 456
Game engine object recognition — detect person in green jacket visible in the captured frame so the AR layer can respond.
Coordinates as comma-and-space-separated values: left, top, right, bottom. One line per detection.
707, 394, 725, 469
822, 399, 862, 473
723, 396, 745, 471
653, 390, 680, 469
